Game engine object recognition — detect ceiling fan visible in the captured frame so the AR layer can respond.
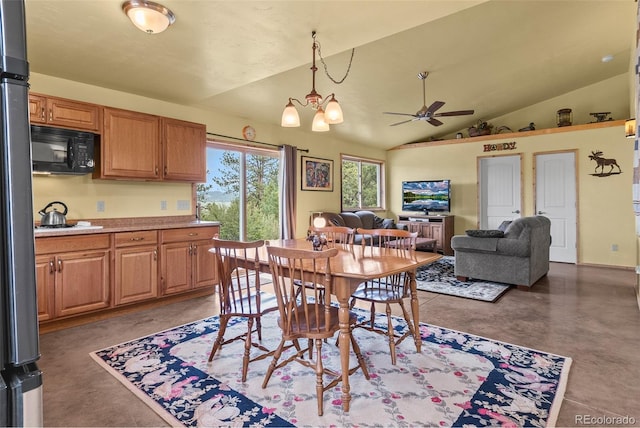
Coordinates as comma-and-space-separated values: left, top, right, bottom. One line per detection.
384, 71, 474, 127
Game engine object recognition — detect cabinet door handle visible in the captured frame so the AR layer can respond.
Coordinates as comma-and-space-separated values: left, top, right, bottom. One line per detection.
48, 258, 55, 273
164, 166, 167, 176
57, 258, 62, 272
130, 237, 144, 241
40, 107, 46, 121
155, 166, 158, 176
188, 232, 198, 236
192, 244, 197, 255
49, 109, 53, 121
153, 249, 157, 261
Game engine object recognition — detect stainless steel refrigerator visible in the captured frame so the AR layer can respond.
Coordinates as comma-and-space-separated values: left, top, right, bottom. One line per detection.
0, 0, 44, 425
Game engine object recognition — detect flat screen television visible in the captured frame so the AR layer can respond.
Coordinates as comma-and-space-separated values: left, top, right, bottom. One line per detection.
402, 179, 451, 213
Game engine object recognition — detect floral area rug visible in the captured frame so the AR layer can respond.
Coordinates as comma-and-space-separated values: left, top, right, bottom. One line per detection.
90, 306, 571, 427
415, 256, 511, 302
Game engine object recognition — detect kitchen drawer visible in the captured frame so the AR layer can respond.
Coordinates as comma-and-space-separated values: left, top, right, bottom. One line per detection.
36, 233, 110, 255
160, 226, 219, 243
114, 230, 158, 248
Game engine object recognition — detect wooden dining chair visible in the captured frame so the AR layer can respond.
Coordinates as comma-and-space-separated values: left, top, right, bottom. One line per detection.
350, 228, 419, 365
208, 238, 279, 382
301, 225, 355, 303
309, 225, 355, 246
263, 245, 370, 416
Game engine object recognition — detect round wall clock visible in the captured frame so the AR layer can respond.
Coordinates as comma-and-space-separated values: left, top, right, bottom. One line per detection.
242, 125, 256, 141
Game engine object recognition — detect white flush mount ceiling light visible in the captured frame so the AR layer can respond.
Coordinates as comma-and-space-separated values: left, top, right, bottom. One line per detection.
122, 0, 175, 34
281, 31, 355, 132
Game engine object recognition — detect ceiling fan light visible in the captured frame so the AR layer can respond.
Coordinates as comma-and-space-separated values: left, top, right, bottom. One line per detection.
122, 0, 175, 34
281, 100, 300, 127
324, 95, 344, 124
312, 108, 330, 132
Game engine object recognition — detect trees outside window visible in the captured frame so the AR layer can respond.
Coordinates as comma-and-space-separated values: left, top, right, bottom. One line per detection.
197, 143, 280, 240
341, 155, 384, 211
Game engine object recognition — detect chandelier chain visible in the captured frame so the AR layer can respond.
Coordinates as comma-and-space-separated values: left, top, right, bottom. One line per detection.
315, 40, 355, 85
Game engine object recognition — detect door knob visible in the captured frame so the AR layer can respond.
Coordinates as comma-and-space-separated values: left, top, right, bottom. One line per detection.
512, 210, 520, 214
537, 211, 546, 214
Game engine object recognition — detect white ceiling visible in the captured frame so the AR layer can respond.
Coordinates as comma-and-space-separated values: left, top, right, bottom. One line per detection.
24, 0, 636, 150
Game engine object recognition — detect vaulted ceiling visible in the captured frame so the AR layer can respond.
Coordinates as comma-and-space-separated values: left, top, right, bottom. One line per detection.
25, 0, 636, 150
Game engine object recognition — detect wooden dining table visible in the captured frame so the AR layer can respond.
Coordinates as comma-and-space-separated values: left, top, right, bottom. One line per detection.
213, 238, 442, 412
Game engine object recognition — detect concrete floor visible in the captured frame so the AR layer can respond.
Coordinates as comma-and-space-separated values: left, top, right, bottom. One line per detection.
39, 262, 640, 427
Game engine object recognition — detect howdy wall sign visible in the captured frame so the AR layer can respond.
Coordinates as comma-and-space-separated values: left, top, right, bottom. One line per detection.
483, 141, 517, 152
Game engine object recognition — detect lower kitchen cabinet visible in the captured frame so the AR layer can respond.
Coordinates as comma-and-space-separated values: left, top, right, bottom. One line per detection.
114, 230, 158, 306
35, 234, 110, 321
160, 226, 219, 295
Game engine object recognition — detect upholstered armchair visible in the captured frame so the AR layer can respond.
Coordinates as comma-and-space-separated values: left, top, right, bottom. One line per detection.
450, 216, 551, 289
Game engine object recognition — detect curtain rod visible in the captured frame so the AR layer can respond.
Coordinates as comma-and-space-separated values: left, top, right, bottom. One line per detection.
206, 131, 309, 153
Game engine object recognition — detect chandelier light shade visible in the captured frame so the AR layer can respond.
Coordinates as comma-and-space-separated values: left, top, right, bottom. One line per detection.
312, 107, 330, 132
281, 99, 301, 127
324, 95, 344, 124
122, 0, 175, 34
625, 118, 636, 139
281, 31, 353, 132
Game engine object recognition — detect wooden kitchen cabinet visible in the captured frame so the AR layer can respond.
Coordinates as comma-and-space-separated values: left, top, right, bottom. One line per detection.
162, 118, 206, 181
160, 226, 218, 295
114, 230, 158, 306
99, 107, 161, 180
35, 234, 110, 320
29, 93, 101, 132
397, 214, 455, 255
96, 107, 206, 182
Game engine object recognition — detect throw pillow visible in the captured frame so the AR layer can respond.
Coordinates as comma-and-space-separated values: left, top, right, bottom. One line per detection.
373, 215, 385, 229
497, 220, 512, 232
465, 229, 505, 238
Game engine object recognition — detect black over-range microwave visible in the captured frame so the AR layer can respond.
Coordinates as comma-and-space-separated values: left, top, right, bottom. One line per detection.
30, 125, 96, 175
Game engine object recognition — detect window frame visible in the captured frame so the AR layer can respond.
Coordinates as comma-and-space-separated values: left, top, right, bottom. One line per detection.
195, 138, 280, 240
340, 153, 386, 212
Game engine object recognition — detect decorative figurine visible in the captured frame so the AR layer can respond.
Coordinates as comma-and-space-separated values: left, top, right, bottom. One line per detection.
588, 150, 622, 176
518, 122, 536, 132
589, 112, 613, 123
307, 233, 328, 251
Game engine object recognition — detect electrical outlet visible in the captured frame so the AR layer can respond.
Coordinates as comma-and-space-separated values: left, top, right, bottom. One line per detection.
611, 244, 618, 252
160, 200, 167, 210
177, 200, 190, 211
96, 201, 105, 212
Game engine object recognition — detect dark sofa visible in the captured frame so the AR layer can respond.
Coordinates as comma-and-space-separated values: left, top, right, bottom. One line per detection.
316, 211, 404, 244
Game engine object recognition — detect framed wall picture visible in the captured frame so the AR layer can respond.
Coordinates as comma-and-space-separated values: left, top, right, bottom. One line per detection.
301, 156, 333, 191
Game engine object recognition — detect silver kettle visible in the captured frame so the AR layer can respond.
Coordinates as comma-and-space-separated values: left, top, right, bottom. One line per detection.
39, 201, 68, 226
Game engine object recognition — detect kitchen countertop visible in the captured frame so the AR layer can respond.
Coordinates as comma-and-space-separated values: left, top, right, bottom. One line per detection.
33, 216, 220, 237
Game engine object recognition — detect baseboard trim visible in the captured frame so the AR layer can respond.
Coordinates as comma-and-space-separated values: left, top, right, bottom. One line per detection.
574, 262, 635, 271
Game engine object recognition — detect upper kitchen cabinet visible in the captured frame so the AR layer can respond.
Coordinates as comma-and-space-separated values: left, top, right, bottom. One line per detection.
95, 107, 206, 182
99, 107, 161, 180
29, 93, 101, 132
162, 118, 206, 182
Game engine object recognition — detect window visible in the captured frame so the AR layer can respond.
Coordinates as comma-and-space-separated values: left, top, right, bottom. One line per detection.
196, 141, 280, 240
341, 155, 385, 211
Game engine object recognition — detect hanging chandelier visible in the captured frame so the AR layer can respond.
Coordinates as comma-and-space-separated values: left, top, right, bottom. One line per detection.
281, 31, 354, 132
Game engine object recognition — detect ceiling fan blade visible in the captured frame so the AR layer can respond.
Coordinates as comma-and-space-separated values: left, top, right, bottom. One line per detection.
426, 101, 445, 114
427, 118, 444, 126
434, 109, 475, 117
390, 119, 415, 126
383, 112, 417, 117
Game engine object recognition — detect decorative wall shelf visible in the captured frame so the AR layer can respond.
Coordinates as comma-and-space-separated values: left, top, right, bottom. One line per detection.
389, 119, 625, 151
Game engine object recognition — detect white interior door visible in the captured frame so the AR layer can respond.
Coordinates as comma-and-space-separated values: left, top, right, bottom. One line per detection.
479, 155, 522, 229
535, 152, 577, 263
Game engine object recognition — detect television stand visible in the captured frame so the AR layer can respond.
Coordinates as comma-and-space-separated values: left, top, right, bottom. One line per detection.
397, 214, 454, 255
